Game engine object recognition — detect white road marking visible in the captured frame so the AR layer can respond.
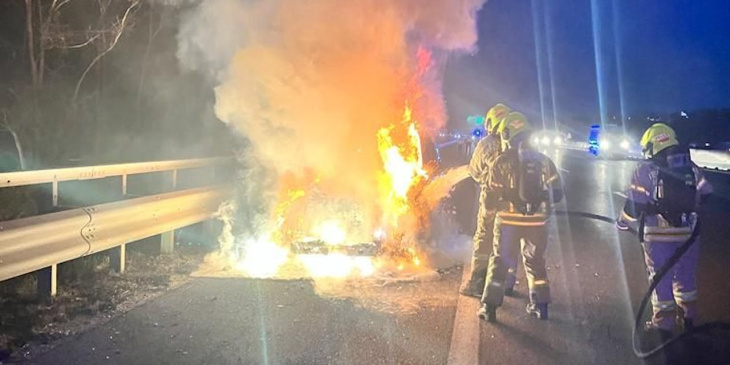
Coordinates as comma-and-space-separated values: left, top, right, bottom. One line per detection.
447, 266, 480, 365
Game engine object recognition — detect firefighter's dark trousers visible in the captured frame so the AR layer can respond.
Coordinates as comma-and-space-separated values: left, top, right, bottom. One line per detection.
482, 215, 551, 307
464, 188, 518, 293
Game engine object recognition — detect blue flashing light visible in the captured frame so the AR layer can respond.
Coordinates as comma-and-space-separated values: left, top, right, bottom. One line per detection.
472, 128, 484, 138
588, 124, 601, 156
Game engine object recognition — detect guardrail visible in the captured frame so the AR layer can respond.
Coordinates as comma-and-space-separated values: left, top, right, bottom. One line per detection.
0, 157, 234, 300
690, 149, 730, 172
0, 156, 232, 206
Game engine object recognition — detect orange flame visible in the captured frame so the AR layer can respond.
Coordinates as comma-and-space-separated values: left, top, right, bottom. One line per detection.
375, 103, 431, 270
237, 47, 438, 278
377, 105, 428, 227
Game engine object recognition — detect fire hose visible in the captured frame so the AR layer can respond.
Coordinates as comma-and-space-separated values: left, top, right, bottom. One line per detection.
553, 210, 701, 359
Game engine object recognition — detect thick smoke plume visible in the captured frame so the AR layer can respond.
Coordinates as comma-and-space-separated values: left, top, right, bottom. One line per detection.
177, 0, 486, 247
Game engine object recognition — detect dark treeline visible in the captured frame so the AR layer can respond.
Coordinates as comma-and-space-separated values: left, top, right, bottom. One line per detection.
619, 109, 730, 146
666, 109, 730, 146
0, 1, 231, 169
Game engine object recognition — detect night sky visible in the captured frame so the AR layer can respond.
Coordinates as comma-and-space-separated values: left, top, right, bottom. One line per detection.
2, 1, 728, 132
444, 0, 730, 129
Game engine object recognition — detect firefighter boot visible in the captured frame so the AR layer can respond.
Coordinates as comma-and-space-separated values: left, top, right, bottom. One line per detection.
526, 303, 548, 320
460, 261, 487, 298
644, 321, 673, 341
676, 308, 695, 333
477, 304, 497, 323
683, 318, 695, 332
677, 316, 695, 333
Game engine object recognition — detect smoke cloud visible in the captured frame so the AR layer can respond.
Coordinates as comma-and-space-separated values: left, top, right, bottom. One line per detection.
177, 0, 486, 244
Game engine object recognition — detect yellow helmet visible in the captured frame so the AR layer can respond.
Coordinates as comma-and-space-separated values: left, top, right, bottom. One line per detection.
640, 123, 679, 158
486, 103, 510, 135
497, 112, 531, 149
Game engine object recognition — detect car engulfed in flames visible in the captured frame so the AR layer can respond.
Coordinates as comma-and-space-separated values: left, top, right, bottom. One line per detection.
233, 104, 438, 279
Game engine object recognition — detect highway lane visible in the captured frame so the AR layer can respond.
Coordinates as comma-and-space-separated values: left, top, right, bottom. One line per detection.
26, 150, 730, 365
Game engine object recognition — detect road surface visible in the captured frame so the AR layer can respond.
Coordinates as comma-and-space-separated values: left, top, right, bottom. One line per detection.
27, 151, 730, 365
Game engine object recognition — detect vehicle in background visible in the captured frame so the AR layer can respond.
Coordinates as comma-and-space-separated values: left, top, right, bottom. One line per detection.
690, 148, 730, 173
531, 129, 571, 149
431, 129, 474, 169
586, 124, 641, 159
588, 124, 600, 156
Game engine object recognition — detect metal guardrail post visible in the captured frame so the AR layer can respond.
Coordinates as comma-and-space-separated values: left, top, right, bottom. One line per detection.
37, 264, 57, 301
169, 170, 178, 190
122, 174, 128, 196
52, 181, 59, 207
159, 170, 178, 254
160, 232, 175, 254
110, 244, 126, 273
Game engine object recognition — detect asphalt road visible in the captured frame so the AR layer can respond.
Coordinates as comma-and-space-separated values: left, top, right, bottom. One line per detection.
28, 274, 461, 365
26, 151, 730, 365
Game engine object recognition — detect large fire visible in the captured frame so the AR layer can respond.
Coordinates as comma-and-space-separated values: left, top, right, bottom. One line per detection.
176, 0, 487, 280
374, 104, 431, 270
236, 101, 433, 279
377, 105, 428, 228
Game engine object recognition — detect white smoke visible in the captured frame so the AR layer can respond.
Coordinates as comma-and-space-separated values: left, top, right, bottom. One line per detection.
176, 0, 487, 245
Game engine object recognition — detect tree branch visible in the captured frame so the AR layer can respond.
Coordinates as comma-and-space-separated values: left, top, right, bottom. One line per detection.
64, 34, 101, 49
136, 5, 164, 107
38, 0, 45, 85
73, 0, 139, 101
24, 0, 38, 88
52, 0, 73, 12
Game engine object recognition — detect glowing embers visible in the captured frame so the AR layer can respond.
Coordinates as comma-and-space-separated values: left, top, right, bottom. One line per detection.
314, 220, 347, 245
378, 238, 422, 271
234, 103, 430, 280
235, 237, 289, 278
297, 254, 376, 278
233, 232, 428, 279
291, 239, 379, 256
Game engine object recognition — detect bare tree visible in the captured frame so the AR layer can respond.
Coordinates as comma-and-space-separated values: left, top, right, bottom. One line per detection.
72, 0, 141, 101
23, 0, 38, 89
15, 0, 143, 165
23, 0, 141, 95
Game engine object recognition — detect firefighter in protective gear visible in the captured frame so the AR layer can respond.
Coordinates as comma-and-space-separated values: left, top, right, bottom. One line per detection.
478, 112, 564, 322
617, 123, 713, 335
460, 103, 511, 298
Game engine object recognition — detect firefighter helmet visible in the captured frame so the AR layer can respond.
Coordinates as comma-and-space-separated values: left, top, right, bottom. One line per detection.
486, 103, 511, 135
498, 112, 531, 149
640, 123, 679, 158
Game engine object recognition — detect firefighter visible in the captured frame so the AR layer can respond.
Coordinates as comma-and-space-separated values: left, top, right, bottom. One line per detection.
478, 112, 563, 322
617, 123, 713, 336
460, 103, 510, 298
